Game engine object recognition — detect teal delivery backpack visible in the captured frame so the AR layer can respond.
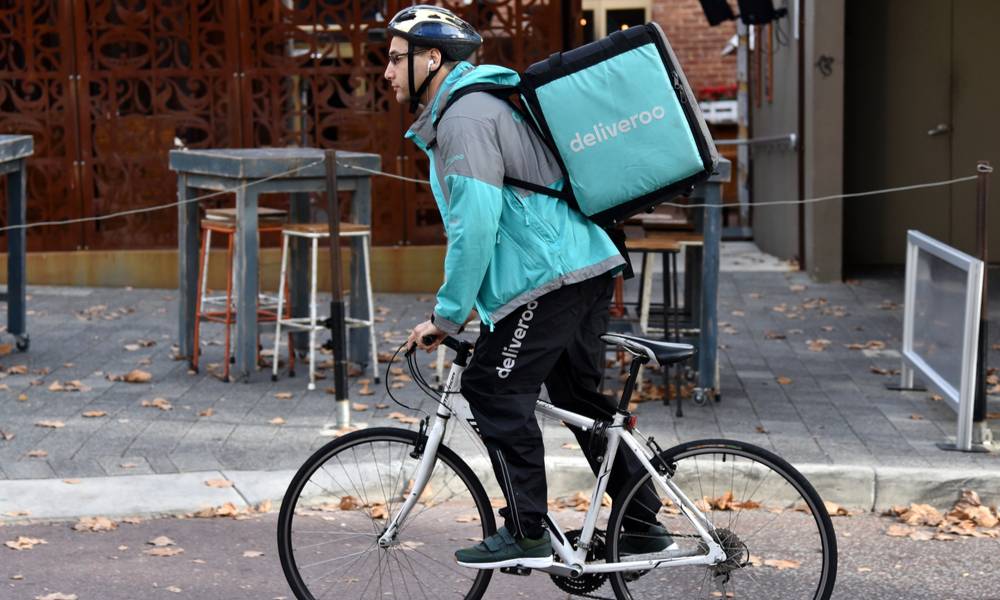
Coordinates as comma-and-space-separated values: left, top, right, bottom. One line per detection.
439, 22, 719, 227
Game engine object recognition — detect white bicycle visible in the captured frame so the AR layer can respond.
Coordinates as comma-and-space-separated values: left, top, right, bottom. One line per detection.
277, 333, 838, 599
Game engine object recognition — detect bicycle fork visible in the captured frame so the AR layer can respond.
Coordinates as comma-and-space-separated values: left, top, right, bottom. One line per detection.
376, 407, 451, 548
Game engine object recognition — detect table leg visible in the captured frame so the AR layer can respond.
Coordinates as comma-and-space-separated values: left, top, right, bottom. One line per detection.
699, 183, 722, 401
290, 192, 310, 353
349, 177, 372, 369
6, 160, 26, 343
234, 185, 259, 381
177, 174, 199, 359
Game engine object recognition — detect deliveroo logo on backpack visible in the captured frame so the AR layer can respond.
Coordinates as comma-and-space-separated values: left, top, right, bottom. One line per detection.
569, 105, 668, 153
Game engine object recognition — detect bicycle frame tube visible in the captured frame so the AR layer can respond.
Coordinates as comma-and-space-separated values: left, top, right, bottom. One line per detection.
378, 361, 464, 547
381, 355, 726, 570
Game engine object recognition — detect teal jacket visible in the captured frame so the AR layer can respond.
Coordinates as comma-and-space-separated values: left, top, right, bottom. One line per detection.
405, 62, 624, 333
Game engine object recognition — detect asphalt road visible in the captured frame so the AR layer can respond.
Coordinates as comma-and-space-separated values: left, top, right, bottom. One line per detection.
2, 510, 999, 600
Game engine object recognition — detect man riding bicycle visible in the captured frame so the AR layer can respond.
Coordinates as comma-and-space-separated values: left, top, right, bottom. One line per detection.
386, 5, 672, 569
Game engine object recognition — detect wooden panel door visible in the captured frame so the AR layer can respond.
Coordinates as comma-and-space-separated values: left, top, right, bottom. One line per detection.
843, 0, 952, 266
949, 0, 1000, 258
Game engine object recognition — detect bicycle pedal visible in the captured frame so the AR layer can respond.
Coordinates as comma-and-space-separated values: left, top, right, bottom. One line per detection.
500, 566, 532, 576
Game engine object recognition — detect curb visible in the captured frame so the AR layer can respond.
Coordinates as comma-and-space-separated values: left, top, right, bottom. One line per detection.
2, 460, 998, 523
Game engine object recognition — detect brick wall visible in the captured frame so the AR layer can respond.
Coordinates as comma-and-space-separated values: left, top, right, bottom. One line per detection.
652, 0, 737, 95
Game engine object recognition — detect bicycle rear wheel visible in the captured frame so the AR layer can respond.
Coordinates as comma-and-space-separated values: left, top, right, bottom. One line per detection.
277, 427, 496, 600
607, 439, 837, 600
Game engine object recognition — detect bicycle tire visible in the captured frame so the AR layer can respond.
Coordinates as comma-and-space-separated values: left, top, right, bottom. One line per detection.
277, 427, 497, 600
606, 438, 838, 600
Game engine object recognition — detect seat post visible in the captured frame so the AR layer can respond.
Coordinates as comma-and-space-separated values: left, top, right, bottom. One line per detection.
617, 355, 648, 413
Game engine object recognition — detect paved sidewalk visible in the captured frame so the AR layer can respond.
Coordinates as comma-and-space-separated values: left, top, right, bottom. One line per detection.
1, 251, 998, 520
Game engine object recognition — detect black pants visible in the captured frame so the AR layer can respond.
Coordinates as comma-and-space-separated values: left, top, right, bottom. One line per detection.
462, 273, 659, 539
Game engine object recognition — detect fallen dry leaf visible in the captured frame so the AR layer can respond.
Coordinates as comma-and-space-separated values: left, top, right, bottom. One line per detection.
869, 366, 900, 376
377, 351, 400, 363
776, 376, 792, 385
82, 411, 107, 418
824, 501, 850, 517
256, 499, 273, 513
763, 331, 786, 340
18, 393, 28, 401
193, 503, 241, 518
35, 420, 65, 429
63, 479, 81, 485
141, 398, 172, 411
0, 343, 11, 356
198, 408, 214, 417
374, 403, 389, 409
561, 442, 580, 450
845, 340, 886, 351
351, 402, 368, 412
8, 365, 28, 375
205, 479, 233, 488
73, 516, 117, 532
243, 550, 264, 558
35, 594, 78, 600
148, 536, 175, 547
269, 417, 286, 425
124, 369, 152, 383
886, 524, 912, 537
910, 414, 924, 421
340, 496, 361, 510
27, 449, 48, 458
0, 430, 13, 441
386, 411, 420, 425
763, 558, 800, 570
454, 515, 480, 524
806, 339, 831, 352
144, 547, 184, 557
165, 587, 182, 593
274, 392, 293, 400
5, 536, 47, 550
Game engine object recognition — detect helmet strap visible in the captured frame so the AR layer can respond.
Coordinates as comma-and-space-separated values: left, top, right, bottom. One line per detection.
408, 52, 443, 114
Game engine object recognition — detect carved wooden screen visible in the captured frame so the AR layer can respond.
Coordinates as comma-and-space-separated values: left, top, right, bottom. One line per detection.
72, 0, 243, 250
0, 0, 576, 251
0, 2, 82, 252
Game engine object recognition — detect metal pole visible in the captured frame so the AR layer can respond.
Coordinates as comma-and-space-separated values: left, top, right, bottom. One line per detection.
325, 150, 350, 426
973, 161, 992, 433
736, 21, 750, 227
698, 176, 722, 401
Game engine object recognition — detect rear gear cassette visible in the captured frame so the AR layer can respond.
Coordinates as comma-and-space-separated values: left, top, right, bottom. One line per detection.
550, 529, 608, 595
698, 527, 750, 580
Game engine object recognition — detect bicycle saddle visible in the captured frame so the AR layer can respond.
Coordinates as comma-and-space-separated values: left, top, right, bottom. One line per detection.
601, 333, 695, 368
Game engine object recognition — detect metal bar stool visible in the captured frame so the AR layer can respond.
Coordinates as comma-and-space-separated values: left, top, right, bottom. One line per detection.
191, 207, 291, 381
271, 222, 378, 391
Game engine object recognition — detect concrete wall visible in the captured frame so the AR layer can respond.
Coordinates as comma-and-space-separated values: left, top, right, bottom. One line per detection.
749, 0, 844, 281
802, 0, 844, 281
748, 0, 801, 263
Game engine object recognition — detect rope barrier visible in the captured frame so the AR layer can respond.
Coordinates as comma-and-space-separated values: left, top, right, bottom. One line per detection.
0, 155, 986, 234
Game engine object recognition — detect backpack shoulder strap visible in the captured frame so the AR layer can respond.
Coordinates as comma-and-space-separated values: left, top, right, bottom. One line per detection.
434, 83, 572, 202
433, 83, 520, 127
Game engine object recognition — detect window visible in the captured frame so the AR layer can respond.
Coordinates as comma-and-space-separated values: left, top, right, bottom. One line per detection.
580, 0, 650, 43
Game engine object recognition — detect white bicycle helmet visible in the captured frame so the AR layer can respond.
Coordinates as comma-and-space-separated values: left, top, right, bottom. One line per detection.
386, 5, 482, 112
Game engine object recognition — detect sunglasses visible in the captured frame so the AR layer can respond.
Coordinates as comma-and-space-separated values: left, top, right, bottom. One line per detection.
387, 48, 431, 66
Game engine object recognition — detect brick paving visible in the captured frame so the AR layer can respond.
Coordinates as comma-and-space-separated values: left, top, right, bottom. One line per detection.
0, 265, 997, 481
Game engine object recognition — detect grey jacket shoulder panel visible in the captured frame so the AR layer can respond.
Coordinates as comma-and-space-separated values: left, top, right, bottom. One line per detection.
437, 92, 564, 195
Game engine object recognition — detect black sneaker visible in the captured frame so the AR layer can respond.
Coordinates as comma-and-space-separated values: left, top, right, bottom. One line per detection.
619, 524, 678, 555
455, 526, 553, 569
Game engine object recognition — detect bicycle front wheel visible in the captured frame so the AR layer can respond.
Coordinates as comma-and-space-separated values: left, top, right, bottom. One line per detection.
277, 427, 497, 600
607, 439, 837, 600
